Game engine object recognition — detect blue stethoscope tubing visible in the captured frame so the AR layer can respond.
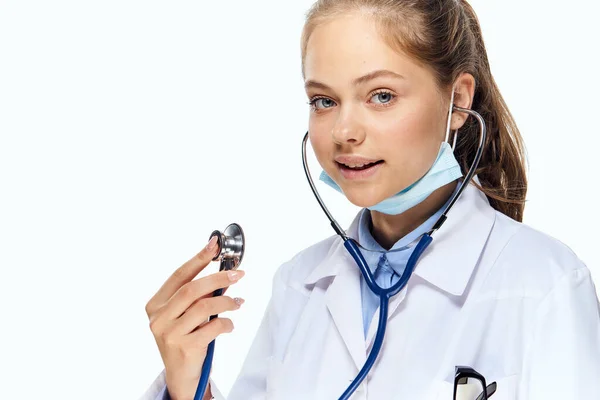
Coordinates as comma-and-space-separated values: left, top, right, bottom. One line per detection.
301, 104, 487, 400
195, 288, 223, 400
339, 236, 432, 398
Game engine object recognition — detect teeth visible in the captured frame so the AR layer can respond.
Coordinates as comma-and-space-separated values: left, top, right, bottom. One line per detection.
343, 162, 374, 168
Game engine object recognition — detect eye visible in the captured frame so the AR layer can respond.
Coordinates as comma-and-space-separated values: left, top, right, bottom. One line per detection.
371, 90, 395, 105
308, 96, 336, 111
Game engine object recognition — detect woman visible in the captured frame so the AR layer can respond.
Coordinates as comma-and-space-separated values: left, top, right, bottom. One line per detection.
142, 1, 600, 399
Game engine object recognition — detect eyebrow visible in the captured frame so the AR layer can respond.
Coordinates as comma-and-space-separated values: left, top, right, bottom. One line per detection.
304, 69, 405, 91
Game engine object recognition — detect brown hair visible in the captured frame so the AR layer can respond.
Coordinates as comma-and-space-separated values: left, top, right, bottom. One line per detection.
300, 0, 528, 221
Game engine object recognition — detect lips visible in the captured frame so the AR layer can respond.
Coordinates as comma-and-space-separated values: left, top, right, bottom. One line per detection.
336, 160, 384, 170
335, 155, 382, 165
336, 159, 384, 180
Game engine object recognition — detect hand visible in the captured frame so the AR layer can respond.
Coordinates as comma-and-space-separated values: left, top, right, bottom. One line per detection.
145, 236, 245, 400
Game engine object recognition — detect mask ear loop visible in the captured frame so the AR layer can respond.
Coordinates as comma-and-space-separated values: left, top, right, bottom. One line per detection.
444, 87, 458, 151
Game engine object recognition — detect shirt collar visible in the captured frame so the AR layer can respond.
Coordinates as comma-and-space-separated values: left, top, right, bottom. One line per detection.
303, 176, 497, 296
355, 182, 461, 275
357, 185, 460, 251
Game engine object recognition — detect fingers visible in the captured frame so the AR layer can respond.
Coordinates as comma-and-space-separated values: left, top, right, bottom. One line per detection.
186, 317, 235, 346
161, 270, 245, 322
146, 236, 220, 315
174, 296, 244, 335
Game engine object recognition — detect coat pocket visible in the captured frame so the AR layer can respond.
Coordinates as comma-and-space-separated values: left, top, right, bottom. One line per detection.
431, 374, 519, 400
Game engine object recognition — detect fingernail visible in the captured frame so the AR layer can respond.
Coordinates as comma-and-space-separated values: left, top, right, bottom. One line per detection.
227, 270, 244, 281
233, 297, 245, 307
206, 236, 217, 251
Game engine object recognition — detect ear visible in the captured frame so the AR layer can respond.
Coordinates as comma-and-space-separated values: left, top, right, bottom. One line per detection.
450, 72, 476, 130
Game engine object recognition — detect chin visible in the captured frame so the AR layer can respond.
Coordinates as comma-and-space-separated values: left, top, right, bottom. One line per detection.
343, 189, 386, 209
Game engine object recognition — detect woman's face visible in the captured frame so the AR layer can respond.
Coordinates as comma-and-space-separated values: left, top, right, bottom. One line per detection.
303, 13, 451, 208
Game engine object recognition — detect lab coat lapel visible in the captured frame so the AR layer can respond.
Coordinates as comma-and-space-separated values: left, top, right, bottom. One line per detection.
411, 177, 496, 296
365, 177, 496, 344
325, 253, 368, 373
304, 214, 368, 373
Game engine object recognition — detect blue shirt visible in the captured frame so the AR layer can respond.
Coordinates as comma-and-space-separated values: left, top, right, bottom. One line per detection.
358, 183, 460, 338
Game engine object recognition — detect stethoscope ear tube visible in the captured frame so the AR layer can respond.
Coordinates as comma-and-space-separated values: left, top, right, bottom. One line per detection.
302, 132, 349, 241
428, 105, 487, 235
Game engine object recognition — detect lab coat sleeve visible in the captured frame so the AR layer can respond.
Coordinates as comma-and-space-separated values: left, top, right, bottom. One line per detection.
139, 369, 225, 400
522, 267, 600, 399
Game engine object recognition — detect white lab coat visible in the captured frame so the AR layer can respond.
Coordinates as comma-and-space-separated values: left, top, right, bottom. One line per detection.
141, 179, 600, 400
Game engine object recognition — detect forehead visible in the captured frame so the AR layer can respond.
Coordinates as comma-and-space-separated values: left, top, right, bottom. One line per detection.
303, 14, 427, 87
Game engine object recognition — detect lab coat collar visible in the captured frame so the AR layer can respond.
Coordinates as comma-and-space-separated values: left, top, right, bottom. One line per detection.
303, 176, 497, 297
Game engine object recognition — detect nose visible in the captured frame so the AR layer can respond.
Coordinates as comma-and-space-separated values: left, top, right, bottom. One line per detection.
331, 108, 366, 145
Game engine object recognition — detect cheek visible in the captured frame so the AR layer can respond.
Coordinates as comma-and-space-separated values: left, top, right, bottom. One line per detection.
308, 126, 332, 170
374, 105, 445, 189
379, 111, 438, 160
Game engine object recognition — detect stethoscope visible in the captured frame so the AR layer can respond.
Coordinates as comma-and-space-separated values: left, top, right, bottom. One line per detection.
300, 104, 487, 400
194, 223, 245, 400
193, 103, 486, 400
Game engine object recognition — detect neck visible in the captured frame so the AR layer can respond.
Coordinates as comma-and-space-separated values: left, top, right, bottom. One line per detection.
369, 180, 458, 250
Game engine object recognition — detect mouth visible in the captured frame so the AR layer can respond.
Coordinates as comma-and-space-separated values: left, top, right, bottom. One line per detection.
336, 160, 384, 170
336, 160, 384, 180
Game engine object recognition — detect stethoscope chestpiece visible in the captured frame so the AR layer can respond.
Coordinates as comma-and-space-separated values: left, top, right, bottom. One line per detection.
209, 223, 245, 271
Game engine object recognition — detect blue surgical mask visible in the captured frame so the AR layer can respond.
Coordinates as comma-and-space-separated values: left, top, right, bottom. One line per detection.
319, 141, 462, 215
318, 90, 462, 215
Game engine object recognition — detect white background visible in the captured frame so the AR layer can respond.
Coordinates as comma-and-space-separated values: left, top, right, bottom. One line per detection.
0, 1, 599, 398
